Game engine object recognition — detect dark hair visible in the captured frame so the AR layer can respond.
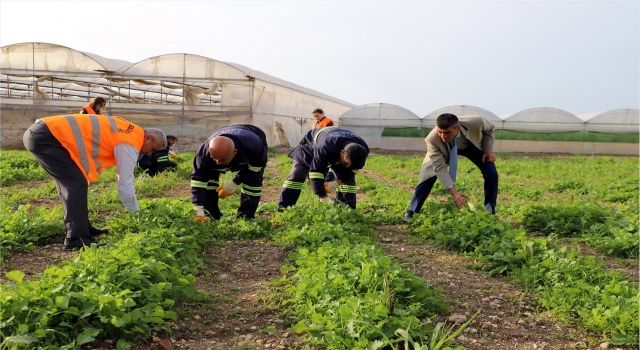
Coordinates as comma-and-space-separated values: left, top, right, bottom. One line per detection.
343, 143, 368, 169
436, 113, 459, 129
166, 135, 178, 143
312, 108, 324, 114
91, 96, 107, 108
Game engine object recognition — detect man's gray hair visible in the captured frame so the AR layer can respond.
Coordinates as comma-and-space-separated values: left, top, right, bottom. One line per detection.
145, 128, 168, 149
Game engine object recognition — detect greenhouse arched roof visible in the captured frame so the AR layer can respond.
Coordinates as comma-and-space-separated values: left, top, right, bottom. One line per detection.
423, 105, 501, 124
0, 42, 131, 73
339, 103, 420, 127
503, 107, 583, 132
118, 53, 248, 80
585, 108, 639, 133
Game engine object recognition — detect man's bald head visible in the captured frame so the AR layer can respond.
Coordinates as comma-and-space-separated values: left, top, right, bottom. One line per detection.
209, 136, 237, 165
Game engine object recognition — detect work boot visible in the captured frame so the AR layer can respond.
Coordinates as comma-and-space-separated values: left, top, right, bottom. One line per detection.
89, 225, 110, 237
403, 210, 414, 223
63, 236, 98, 251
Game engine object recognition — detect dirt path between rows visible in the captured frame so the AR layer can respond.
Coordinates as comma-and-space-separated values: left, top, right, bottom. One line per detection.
150, 239, 305, 350
377, 225, 611, 350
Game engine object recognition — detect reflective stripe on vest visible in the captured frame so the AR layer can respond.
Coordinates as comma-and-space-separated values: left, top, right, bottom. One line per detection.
312, 126, 336, 144
43, 114, 144, 182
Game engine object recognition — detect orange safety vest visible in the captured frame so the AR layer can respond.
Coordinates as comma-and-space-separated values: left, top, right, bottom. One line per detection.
42, 114, 144, 182
80, 103, 103, 115
312, 116, 334, 129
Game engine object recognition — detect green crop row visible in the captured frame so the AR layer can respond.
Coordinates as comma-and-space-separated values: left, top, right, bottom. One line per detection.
272, 200, 467, 350
409, 202, 639, 346
0, 150, 49, 186
523, 204, 638, 258
0, 204, 64, 261
0, 198, 268, 349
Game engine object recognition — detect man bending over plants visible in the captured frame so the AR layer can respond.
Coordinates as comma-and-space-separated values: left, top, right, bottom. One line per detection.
23, 114, 167, 250
278, 127, 369, 209
404, 113, 499, 222
191, 125, 268, 221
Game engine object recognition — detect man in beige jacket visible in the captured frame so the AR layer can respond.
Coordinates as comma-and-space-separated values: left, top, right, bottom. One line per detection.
404, 113, 498, 221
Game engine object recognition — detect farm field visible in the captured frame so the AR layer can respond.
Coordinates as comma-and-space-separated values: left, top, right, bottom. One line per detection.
0, 148, 638, 350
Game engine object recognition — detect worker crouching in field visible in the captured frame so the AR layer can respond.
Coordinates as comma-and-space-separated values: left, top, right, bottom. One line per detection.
23, 114, 167, 250
191, 125, 268, 222
404, 113, 499, 222
138, 135, 179, 176
278, 127, 369, 209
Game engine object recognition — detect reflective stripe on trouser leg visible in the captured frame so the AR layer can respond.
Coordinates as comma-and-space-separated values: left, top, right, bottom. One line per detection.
279, 161, 309, 208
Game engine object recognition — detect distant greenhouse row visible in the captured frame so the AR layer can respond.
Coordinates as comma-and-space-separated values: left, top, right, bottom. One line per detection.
339, 103, 639, 135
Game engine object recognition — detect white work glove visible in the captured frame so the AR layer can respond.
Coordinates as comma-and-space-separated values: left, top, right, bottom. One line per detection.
192, 205, 206, 223
324, 181, 337, 193
320, 196, 333, 204
218, 182, 238, 198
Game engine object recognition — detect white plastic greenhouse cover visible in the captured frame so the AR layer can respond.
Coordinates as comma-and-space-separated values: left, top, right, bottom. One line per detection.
0, 42, 131, 73
423, 105, 502, 128
503, 107, 583, 133
119, 53, 247, 80
225, 62, 353, 107
339, 103, 421, 127
584, 109, 640, 134
118, 54, 352, 106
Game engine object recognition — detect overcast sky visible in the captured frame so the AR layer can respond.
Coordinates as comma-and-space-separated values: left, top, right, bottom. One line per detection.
1, 0, 638, 116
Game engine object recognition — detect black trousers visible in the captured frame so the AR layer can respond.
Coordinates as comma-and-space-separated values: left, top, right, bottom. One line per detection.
279, 161, 357, 208
23, 121, 91, 239
407, 144, 499, 214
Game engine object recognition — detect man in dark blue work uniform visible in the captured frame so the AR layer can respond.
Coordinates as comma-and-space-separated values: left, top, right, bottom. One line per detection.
191, 125, 268, 221
278, 127, 369, 209
138, 135, 178, 176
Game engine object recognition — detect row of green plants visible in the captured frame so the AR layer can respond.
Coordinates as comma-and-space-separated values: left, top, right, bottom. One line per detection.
408, 202, 639, 346
0, 150, 48, 186
0, 198, 270, 349
364, 153, 639, 260
272, 155, 472, 349
352, 158, 639, 345
523, 204, 638, 258
271, 200, 470, 350
0, 204, 64, 261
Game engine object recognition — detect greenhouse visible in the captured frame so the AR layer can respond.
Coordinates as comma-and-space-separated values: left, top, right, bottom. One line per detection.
423, 105, 502, 128
0, 42, 353, 148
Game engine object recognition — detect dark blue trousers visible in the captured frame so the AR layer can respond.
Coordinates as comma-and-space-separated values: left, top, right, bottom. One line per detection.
407, 145, 498, 214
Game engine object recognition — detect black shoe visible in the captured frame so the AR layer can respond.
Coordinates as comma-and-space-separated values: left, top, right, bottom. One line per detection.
403, 211, 414, 223
89, 226, 110, 237
63, 236, 98, 251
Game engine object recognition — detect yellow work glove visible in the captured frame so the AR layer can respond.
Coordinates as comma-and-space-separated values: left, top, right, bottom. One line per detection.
217, 182, 238, 199
192, 206, 206, 223
324, 181, 337, 193
168, 150, 177, 160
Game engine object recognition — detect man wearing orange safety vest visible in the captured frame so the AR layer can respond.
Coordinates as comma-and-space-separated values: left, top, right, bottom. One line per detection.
311, 108, 334, 129
23, 114, 167, 250
80, 96, 107, 115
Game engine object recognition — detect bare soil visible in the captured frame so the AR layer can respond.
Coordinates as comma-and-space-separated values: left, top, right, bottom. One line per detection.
134, 239, 307, 350
0, 243, 77, 283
